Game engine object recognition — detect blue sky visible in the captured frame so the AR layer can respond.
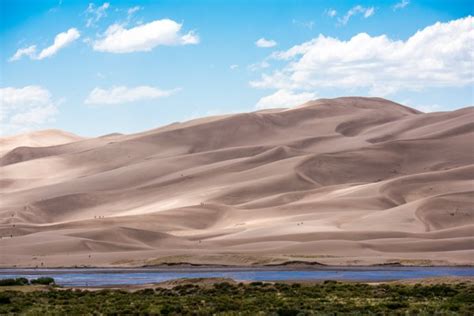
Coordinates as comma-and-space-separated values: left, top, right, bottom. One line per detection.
1, 0, 473, 136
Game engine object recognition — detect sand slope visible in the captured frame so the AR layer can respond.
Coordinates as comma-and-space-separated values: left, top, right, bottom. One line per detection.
0, 97, 473, 267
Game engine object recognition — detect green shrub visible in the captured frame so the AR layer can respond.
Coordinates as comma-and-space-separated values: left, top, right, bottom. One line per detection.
249, 281, 263, 286
30, 277, 55, 285
0, 277, 29, 286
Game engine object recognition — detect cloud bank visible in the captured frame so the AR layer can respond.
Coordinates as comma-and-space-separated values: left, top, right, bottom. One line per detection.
251, 17, 474, 98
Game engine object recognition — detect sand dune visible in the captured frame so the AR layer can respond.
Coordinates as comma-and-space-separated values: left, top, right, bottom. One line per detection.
0, 97, 473, 267
0, 129, 83, 157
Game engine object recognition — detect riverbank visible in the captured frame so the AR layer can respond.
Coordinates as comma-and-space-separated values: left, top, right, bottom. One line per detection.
2, 256, 473, 270
2, 252, 472, 269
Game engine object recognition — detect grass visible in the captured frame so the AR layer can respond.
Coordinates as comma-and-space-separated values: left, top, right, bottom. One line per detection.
0, 284, 49, 293
0, 280, 472, 315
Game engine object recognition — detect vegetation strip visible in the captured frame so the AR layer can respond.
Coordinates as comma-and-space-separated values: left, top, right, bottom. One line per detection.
0, 278, 473, 315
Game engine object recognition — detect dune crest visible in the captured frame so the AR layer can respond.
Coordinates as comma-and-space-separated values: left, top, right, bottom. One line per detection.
0, 97, 473, 267
0, 129, 84, 158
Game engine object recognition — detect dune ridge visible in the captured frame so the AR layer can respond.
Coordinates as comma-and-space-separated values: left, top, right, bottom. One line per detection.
0, 97, 473, 267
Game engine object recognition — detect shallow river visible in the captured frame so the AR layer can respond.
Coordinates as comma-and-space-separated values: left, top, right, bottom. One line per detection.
1, 266, 473, 287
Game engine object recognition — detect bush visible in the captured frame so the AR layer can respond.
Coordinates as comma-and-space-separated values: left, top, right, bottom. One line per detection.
277, 308, 301, 316
385, 301, 409, 309
0, 277, 29, 286
0, 294, 11, 304
323, 280, 338, 285
249, 282, 263, 286
30, 277, 55, 285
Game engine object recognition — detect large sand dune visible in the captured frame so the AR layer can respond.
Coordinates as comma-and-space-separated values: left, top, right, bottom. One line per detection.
0, 97, 473, 267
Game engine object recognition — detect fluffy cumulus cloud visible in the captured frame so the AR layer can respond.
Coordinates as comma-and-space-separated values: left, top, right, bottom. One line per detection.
10, 28, 80, 61
255, 38, 277, 48
0, 86, 59, 135
84, 86, 178, 105
339, 5, 375, 25
85, 2, 110, 27
251, 17, 474, 96
93, 19, 199, 53
256, 89, 316, 109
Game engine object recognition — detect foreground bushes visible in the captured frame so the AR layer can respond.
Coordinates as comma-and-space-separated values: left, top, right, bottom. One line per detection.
0, 280, 472, 315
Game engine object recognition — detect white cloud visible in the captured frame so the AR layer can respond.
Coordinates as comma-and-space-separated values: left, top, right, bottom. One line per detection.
181, 31, 200, 45
37, 28, 80, 60
10, 104, 57, 126
9, 45, 37, 62
255, 38, 277, 48
251, 17, 474, 96
364, 7, 375, 18
84, 86, 178, 105
124, 6, 142, 25
326, 9, 337, 17
0, 86, 59, 135
85, 2, 110, 27
255, 89, 316, 109
92, 19, 199, 53
338, 5, 375, 25
230, 64, 239, 70
1, 86, 51, 107
127, 6, 141, 16
393, 0, 410, 10
11, 28, 80, 61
